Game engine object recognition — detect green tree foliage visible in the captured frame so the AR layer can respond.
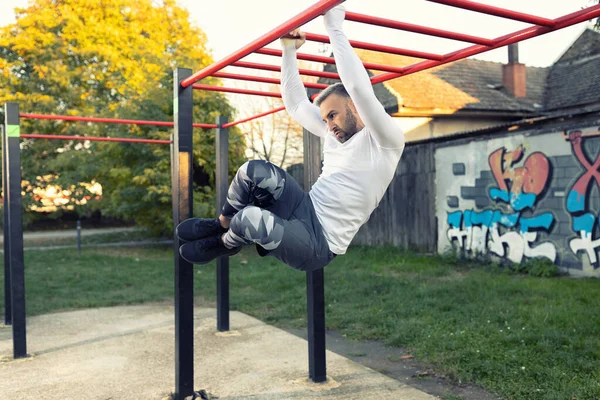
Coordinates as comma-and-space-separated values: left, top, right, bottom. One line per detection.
0, 0, 246, 234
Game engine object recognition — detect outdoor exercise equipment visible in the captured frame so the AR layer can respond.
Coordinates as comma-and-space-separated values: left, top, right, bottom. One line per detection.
3, 1, 600, 399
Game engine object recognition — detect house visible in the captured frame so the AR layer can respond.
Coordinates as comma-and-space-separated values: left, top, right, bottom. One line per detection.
301, 28, 600, 276
313, 27, 600, 142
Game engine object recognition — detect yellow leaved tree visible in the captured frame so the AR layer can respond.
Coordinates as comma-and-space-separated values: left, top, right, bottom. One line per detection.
0, 0, 246, 234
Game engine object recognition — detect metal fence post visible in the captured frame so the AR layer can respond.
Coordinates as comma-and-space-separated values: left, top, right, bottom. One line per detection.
172, 68, 195, 400
76, 220, 81, 254
303, 128, 326, 382
215, 116, 230, 332
2, 123, 11, 326
4, 102, 27, 359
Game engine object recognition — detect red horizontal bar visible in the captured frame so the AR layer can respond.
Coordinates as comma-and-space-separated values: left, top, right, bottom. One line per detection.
428, 0, 555, 27
193, 84, 282, 98
212, 72, 329, 89
344, 11, 495, 46
371, 3, 600, 85
303, 32, 444, 60
193, 123, 218, 129
21, 113, 174, 127
232, 61, 341, 80
21, 133, 171, 144
256, 48, 406, 75
222, 106, 286, 129
20, 112, 216, 129
181, 0, 345, 87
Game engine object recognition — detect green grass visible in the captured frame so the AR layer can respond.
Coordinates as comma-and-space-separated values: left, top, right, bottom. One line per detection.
1, 245, 599, 400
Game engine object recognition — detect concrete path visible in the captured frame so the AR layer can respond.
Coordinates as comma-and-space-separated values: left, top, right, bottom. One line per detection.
0, 305, 438, 400
0, 226, 140, 244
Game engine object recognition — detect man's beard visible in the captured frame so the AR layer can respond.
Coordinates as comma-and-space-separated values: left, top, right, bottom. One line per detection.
336, 106, 359, 143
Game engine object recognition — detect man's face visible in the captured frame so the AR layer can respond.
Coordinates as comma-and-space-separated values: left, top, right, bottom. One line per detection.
319, 94, 360, 143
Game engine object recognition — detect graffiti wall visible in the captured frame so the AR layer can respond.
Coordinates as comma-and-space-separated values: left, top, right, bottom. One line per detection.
436, 125, 600, 277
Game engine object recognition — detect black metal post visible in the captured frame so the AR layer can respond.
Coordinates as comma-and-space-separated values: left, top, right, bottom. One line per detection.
4, 102, 27, 359
2, 123, 12, 326
215, 116, 230, 332
76, 220, 81, 254
303, 128, 326, 382
172, 69, 195, 400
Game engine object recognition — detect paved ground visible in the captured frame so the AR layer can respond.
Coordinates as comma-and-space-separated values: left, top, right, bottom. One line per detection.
0, 304, 439, 400
0, 226, 139, 244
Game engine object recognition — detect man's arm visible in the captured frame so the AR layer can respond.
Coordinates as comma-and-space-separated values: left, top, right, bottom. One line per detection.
324, 7, 404, 149
280, 35, 327, 138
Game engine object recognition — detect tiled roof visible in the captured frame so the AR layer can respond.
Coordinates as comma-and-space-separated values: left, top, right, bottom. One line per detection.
544, 29, 600, 111
352, 49, 548, 114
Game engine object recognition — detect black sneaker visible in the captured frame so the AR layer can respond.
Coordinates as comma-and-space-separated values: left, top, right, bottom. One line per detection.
179, 235, 241, 265
176, 218, 226, 242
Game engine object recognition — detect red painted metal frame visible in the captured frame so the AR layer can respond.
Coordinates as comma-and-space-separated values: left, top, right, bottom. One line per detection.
222, 106, 286, 129
232, 61, 341, 80
20, 112, 217, 129
21, 133, 171, 144
189, 0, 600, 127
212, 72, 329, 90
428, 0, 556, 27
370, 3, 600, 84
180, 0, 345, 87
255, 48, 406, 74
301, 32, 444, 60
344, 11, 494, 45
193, 84, 282, 98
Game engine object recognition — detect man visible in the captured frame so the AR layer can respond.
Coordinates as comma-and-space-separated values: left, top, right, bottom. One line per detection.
176, 6, 404, 271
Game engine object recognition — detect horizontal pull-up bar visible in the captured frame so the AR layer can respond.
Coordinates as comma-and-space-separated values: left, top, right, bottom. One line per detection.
20, 113, 217, 129
222, 106, 286, 129
256, 48, 407, 75
21, 133, 171, 144
371, 2, 600, 85
302, 32, 445, 60
212, 72, 329, 90
428, 0, 556, 27
180, 0, 345, 88
232, 61, 341, 80
344, 11, 495, 46
193, 84, 282, 98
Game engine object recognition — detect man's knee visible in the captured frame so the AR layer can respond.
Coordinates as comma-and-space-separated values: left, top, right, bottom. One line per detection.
230, 206, 284, 250
239, 160, 286, 205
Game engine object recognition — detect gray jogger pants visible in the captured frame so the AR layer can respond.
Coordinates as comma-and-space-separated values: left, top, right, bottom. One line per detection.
221, 160, 335, 271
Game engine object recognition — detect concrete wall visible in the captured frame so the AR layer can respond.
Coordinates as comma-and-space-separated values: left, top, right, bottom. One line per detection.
436, 123, 600, 277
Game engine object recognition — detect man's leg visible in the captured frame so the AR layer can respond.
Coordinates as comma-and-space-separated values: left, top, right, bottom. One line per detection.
177, 160, 306, 264
177, 160, 302, 241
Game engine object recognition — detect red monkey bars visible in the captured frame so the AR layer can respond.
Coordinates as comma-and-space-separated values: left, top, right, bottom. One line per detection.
188, 0, 600, 128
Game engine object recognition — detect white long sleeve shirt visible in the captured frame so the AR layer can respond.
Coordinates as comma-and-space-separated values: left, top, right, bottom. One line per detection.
281, 26, 405, 255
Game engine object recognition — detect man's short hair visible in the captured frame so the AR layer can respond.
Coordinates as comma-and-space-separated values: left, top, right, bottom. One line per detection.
314, 83, 350, 106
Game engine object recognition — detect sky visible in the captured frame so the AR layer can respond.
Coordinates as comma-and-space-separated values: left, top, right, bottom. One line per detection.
0, 0, 597, 115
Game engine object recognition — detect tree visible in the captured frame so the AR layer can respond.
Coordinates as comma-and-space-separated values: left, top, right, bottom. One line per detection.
0, 0, 247, 234
240, 91, 304, 169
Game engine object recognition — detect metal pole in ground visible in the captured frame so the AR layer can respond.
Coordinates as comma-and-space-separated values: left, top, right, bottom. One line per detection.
2, 123, 12, 326
4, 102, 27, 359
172, 68, 195, 400
303, 128, 327, 382
76, 220, 81, 254
215, 116, 230, 332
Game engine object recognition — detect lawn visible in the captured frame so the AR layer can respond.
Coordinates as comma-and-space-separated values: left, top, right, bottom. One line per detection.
1, 244, 599, 400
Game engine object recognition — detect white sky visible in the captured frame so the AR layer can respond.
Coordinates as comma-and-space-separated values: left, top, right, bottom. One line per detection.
1, 0, 597, 115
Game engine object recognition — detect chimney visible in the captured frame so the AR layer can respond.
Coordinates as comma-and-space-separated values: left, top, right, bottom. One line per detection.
502, 43, 527, 98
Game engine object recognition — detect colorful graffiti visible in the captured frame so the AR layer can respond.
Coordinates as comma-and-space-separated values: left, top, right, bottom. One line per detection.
565, 128, 600, 265
447, 145, 557, 264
